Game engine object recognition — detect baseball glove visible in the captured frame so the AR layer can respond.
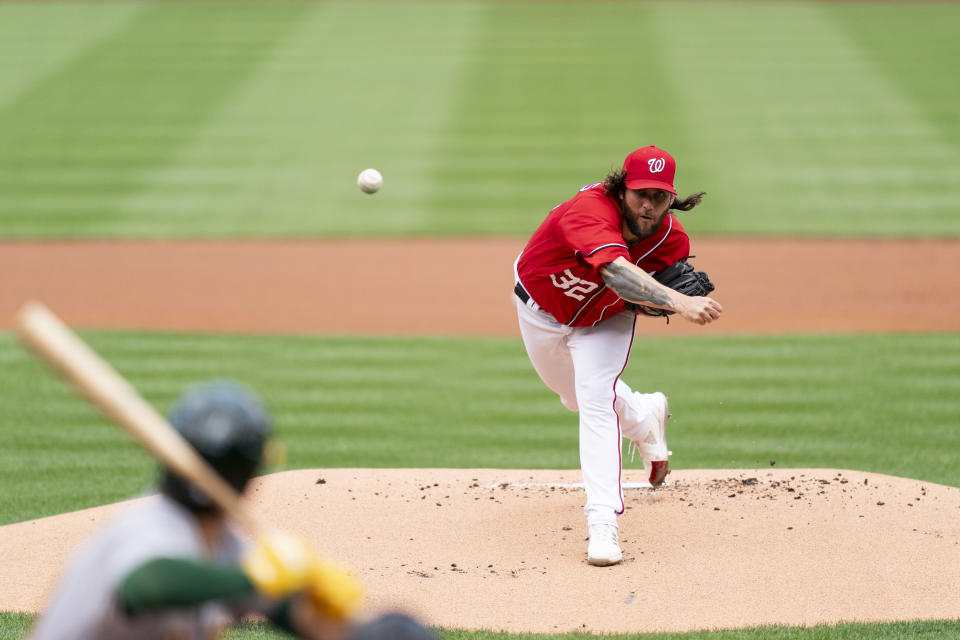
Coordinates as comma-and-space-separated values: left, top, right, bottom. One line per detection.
627, 259, 716, 320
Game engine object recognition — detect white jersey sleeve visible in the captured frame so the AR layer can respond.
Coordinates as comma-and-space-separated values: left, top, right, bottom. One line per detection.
29, 494, 253, 640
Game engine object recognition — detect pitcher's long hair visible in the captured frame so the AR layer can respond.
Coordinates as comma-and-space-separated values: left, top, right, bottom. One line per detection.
602, 169, 705, 211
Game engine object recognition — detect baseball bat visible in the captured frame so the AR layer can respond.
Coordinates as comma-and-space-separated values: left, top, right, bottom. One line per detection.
14, 300, 266, 536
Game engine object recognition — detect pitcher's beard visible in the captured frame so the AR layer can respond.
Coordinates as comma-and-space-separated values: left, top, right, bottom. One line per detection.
621, 199, 657, 241
624, 215, 648, 240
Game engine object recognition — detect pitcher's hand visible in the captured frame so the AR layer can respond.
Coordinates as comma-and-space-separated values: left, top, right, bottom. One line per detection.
678, 296, 723, 325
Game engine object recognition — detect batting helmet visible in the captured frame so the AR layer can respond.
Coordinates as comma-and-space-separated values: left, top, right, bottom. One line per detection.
160, 380, 271, 512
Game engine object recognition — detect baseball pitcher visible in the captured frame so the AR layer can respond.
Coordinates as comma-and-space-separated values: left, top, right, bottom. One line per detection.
514, 146, 722, 566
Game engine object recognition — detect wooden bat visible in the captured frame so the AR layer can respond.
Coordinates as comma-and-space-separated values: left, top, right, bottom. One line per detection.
15, 301, 368, 620
14, 300, 266, 536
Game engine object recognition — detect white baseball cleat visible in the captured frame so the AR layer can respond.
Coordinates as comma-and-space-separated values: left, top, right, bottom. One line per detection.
628, 391, 672, 487
587, 523, 622, 566
646, 391, 671, 486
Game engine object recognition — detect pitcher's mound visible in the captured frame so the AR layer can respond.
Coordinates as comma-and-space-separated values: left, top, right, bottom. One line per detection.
2, 468, 958, 633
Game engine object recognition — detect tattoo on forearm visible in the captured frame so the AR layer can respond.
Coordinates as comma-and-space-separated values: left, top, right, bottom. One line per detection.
602, 262, 673, 308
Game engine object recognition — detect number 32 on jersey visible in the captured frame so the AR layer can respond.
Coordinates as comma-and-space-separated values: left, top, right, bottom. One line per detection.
550, 269, 598, 301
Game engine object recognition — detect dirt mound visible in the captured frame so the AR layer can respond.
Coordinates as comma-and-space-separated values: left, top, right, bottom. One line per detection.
2, 468, 958, 633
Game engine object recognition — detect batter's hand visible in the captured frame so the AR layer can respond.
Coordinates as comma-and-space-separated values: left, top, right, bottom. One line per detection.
244, 530, 363, 619
677, 296, 723, 325
243, 530, 316, 599
308, 555, 363, 620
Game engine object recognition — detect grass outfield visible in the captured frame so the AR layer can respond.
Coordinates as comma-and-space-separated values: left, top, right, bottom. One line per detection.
0, 2, 958, 239
3, 330, 960, 635
1, 616, 958, 640
2, 330, 959, 526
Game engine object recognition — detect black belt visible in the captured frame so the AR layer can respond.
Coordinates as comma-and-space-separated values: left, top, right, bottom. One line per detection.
514, 282, 531, 304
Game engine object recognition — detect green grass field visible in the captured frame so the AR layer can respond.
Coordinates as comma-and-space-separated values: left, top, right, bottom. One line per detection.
1, 1, 958, 239
3, 330, 960, 524
4, 328, 960, 503
3, 1, 960, 638
1, 614, 958, 640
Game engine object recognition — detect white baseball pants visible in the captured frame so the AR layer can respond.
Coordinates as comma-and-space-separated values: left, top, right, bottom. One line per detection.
515, 296, 663, 527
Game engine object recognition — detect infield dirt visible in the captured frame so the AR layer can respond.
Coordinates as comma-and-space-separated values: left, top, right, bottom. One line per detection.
1, 469, 959, 633
2, 238, 960, 632
3, 238, 960, 334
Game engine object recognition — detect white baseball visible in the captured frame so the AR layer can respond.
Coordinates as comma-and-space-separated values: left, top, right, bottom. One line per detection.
357, 168, 383, 194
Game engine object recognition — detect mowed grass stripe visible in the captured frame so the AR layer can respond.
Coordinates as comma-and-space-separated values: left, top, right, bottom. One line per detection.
424, 3, 695, 234
2, 331, 959, 526
3, 614, 960, 640
116, 3, 484, 237
0, 2, 313, 237
1, 2, 957, 239
0, 2, 484, 238
827, 3, 960, 148
630, 333, 960, 473
653, 2, 960, 237
0, 3, 144, 109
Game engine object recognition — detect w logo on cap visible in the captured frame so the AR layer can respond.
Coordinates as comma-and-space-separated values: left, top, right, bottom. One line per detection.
623, 146, 677, 195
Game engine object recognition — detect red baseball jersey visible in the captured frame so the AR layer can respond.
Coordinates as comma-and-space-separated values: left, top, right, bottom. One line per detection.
516, 183, 689, 327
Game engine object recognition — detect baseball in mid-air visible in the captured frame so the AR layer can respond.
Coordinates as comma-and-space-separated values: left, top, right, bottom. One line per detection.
357, 168, 383, 194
